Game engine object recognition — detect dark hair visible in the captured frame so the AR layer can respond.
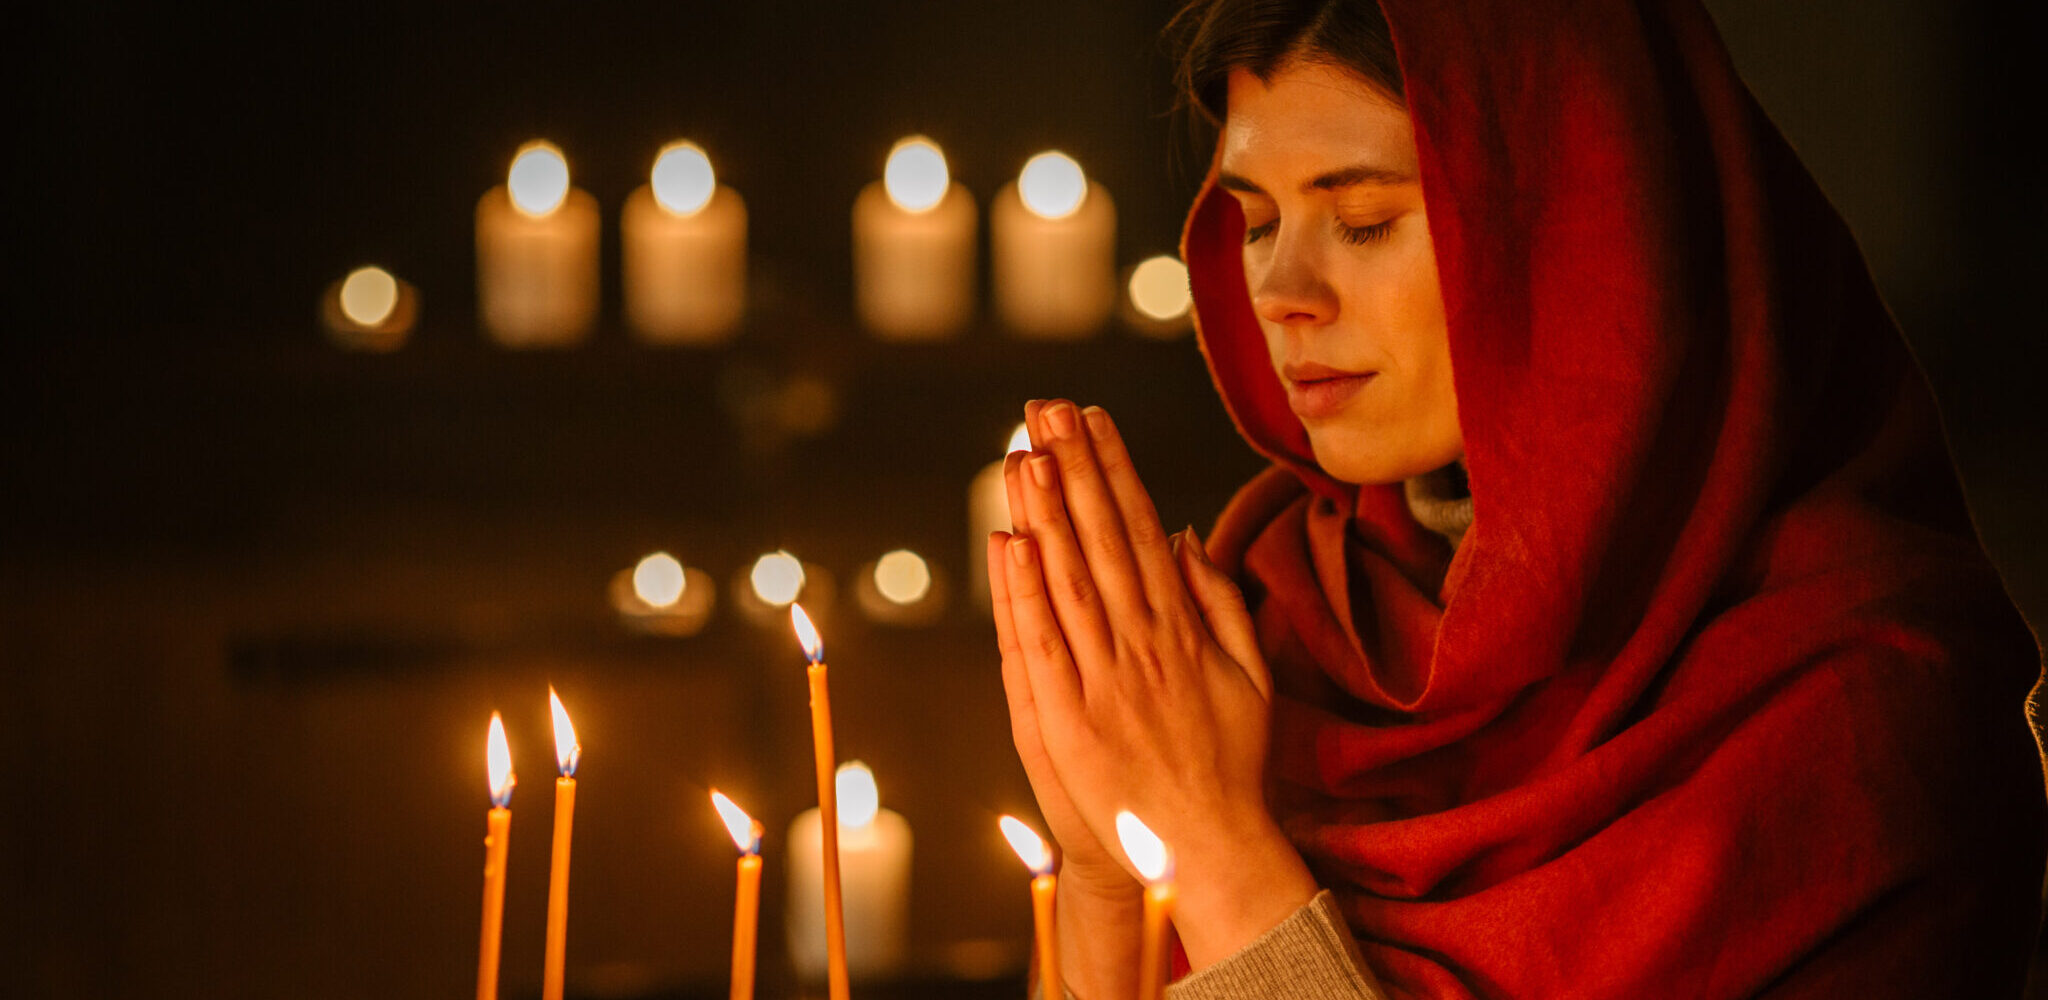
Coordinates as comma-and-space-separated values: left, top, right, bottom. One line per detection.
1166, 0, 1403, 137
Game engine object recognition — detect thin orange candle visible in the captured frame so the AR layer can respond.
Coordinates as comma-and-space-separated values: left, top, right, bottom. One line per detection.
1000, 816, 1060, 996
790, 603, 851, 1000
1117, 811, 1175, 1000
711, 791, 765, 1000
477, 713, 518, 1000
542, 688, 582, 1000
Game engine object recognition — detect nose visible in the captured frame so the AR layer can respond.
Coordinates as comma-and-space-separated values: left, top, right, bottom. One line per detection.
1249, 229, 1337, 328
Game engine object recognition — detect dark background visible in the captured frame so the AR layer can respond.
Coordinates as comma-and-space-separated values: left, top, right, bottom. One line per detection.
7, 1, 2043, 997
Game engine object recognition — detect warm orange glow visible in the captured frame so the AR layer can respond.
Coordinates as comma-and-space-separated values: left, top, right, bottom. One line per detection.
884, 137, 949, 213
548, 687, 581, 777
750, 551, 806, 606
1019, 151, 1087, 219
999, 815, 1053, 875
872, 550, 931, 605
338, 266, 399, 326
1116, 811, 1171, 883
633, 551, 687, 608
509, 141, 571, 217
1128, 255, 1192, 321
834, 762, 879, 830
486, 712, 516, 807
711, 789, 761, 855
651, 141, 716, 216
791, 603, 824, 663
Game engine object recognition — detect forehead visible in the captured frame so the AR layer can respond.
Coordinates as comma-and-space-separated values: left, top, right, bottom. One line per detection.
1219, 63, 1418, 181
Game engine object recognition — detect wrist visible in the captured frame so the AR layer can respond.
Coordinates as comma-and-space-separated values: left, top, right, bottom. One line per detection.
1055, 873, 1143, 1000
1169, 810, 1318, 970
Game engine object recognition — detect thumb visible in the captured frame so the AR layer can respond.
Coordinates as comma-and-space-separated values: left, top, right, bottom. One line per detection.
1178, 528, 1272, 701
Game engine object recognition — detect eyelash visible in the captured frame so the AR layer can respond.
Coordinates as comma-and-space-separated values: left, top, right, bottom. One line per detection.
1242, 218, 1395, 246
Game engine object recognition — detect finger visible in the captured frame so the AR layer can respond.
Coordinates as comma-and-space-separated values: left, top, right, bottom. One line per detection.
1018, 449, 1119, 668
1033, 400, 1150, 623
1179, 530, 1272, 702
1003, 449, 1031, 534
1003, 534, 1087, 713
989, 531, 1050, 755
1079, 405, 1182, 608
1024, 399, 1048, 449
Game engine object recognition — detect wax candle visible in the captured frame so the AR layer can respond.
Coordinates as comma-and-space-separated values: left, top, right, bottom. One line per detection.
968, 423, 1033, 609
1121, 254, 1193, 339
542, 688, 582, 1000
991, 151, 1116, 338
622, 141, 747, 345
999, 816, 1060, 996
321, 264, 418, 352
610, 551, 717, 637
711, 791, 764, 1000
476, 141, 599, 348
788, 762, 912, 982
477, 713, 517, 1000
854, 548, 944, 626
1116, 811, 1174, 1000
853, 136, 977, 340
789, 604, 852, 1000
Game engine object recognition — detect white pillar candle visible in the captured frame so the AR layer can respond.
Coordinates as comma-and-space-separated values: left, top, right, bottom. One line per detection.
476, 141, 600, 348
967, 423, 1032, 609
992, 151, 1115, 339
853, 136, 977, 340
622, 141, 747, 345
321, 265, 418, 352
787, 762, 911, 981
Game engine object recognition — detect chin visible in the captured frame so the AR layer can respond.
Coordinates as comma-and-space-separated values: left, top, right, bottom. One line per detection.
1307, 426, 1457, 486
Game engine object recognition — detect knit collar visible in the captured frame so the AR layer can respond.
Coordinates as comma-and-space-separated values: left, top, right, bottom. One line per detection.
1403, 456, 1473, 551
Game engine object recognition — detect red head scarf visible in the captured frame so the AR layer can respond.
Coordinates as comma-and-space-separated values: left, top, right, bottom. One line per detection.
1184, 0, 2047, 995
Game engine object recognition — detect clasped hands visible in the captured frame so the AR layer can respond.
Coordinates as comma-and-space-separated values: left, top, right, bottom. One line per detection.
987, 399, 1318, 977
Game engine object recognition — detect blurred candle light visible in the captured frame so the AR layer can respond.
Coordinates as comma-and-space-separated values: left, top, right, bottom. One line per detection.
711, 791, 765, 1000
969, 423, 1034, 608
999, 816, 1060, 997
476, 141, 599, 348
751, 551, 807, 607
623, 141, 747, 344
476, 713, 518, 1000
853, 136, 976, 340
1116, 811, 1174, 1000
542, 688, 582, 1000
610, 551, 715, 637
855, 549, 944, 626
993, 151, 1115, 338
790, 762, 911, 983
787, 605, 851, 1000
1122, 254, 1193, 337
321, 264, 417, 351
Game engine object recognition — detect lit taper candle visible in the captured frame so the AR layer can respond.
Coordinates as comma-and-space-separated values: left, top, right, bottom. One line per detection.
1117, 811, 1174, 1000
476, 713, 517, 1000
711, 790, 765, 1000
1000, 815, 1060, 997
789, 603, 851, 1000
542, 688, 582, 1000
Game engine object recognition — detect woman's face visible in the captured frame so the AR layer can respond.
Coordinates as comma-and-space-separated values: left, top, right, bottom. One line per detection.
1219, 61, 1462, 485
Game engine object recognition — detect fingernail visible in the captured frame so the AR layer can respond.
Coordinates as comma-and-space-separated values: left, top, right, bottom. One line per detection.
1029, 454, 1055, 489
1082, 406, 1112, 441
1008, 536, 1032, 566
1170, 531, 1184, 556
1045, 402, 1076, 439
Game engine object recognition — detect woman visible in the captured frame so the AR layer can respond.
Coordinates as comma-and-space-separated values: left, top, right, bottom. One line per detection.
986, 0, 2048, 997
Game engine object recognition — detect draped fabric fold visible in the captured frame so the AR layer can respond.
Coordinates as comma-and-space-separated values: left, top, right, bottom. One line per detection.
1182, 0, 2046, 994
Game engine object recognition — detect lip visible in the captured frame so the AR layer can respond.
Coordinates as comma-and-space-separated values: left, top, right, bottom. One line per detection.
1281, 363, 1376, 419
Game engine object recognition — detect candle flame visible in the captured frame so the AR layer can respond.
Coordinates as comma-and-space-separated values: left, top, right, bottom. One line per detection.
710, 790, 761, 855
873, 549, 932, 606
632, 551, 687, 608
1115, 810, 1171, 883
338, 266, 399, 327
835, 761, 879, 830
1128, 255, 1193, 321
884, 136, 949, 213
651, 141, 717, 216
548, 687, 581, 777
486, 712, 516, 808
508, 140, 571, 217
790, 602, 824, 663
1018, 151, 1087, 220
1006, 422, 1031, 455
999, 815, 1053, 875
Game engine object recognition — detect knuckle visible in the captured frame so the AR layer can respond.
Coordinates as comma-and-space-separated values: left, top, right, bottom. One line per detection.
1031, 628, 1068, 663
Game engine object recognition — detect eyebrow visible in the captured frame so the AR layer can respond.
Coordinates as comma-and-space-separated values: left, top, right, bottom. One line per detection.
1216, 164, 1415, 195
